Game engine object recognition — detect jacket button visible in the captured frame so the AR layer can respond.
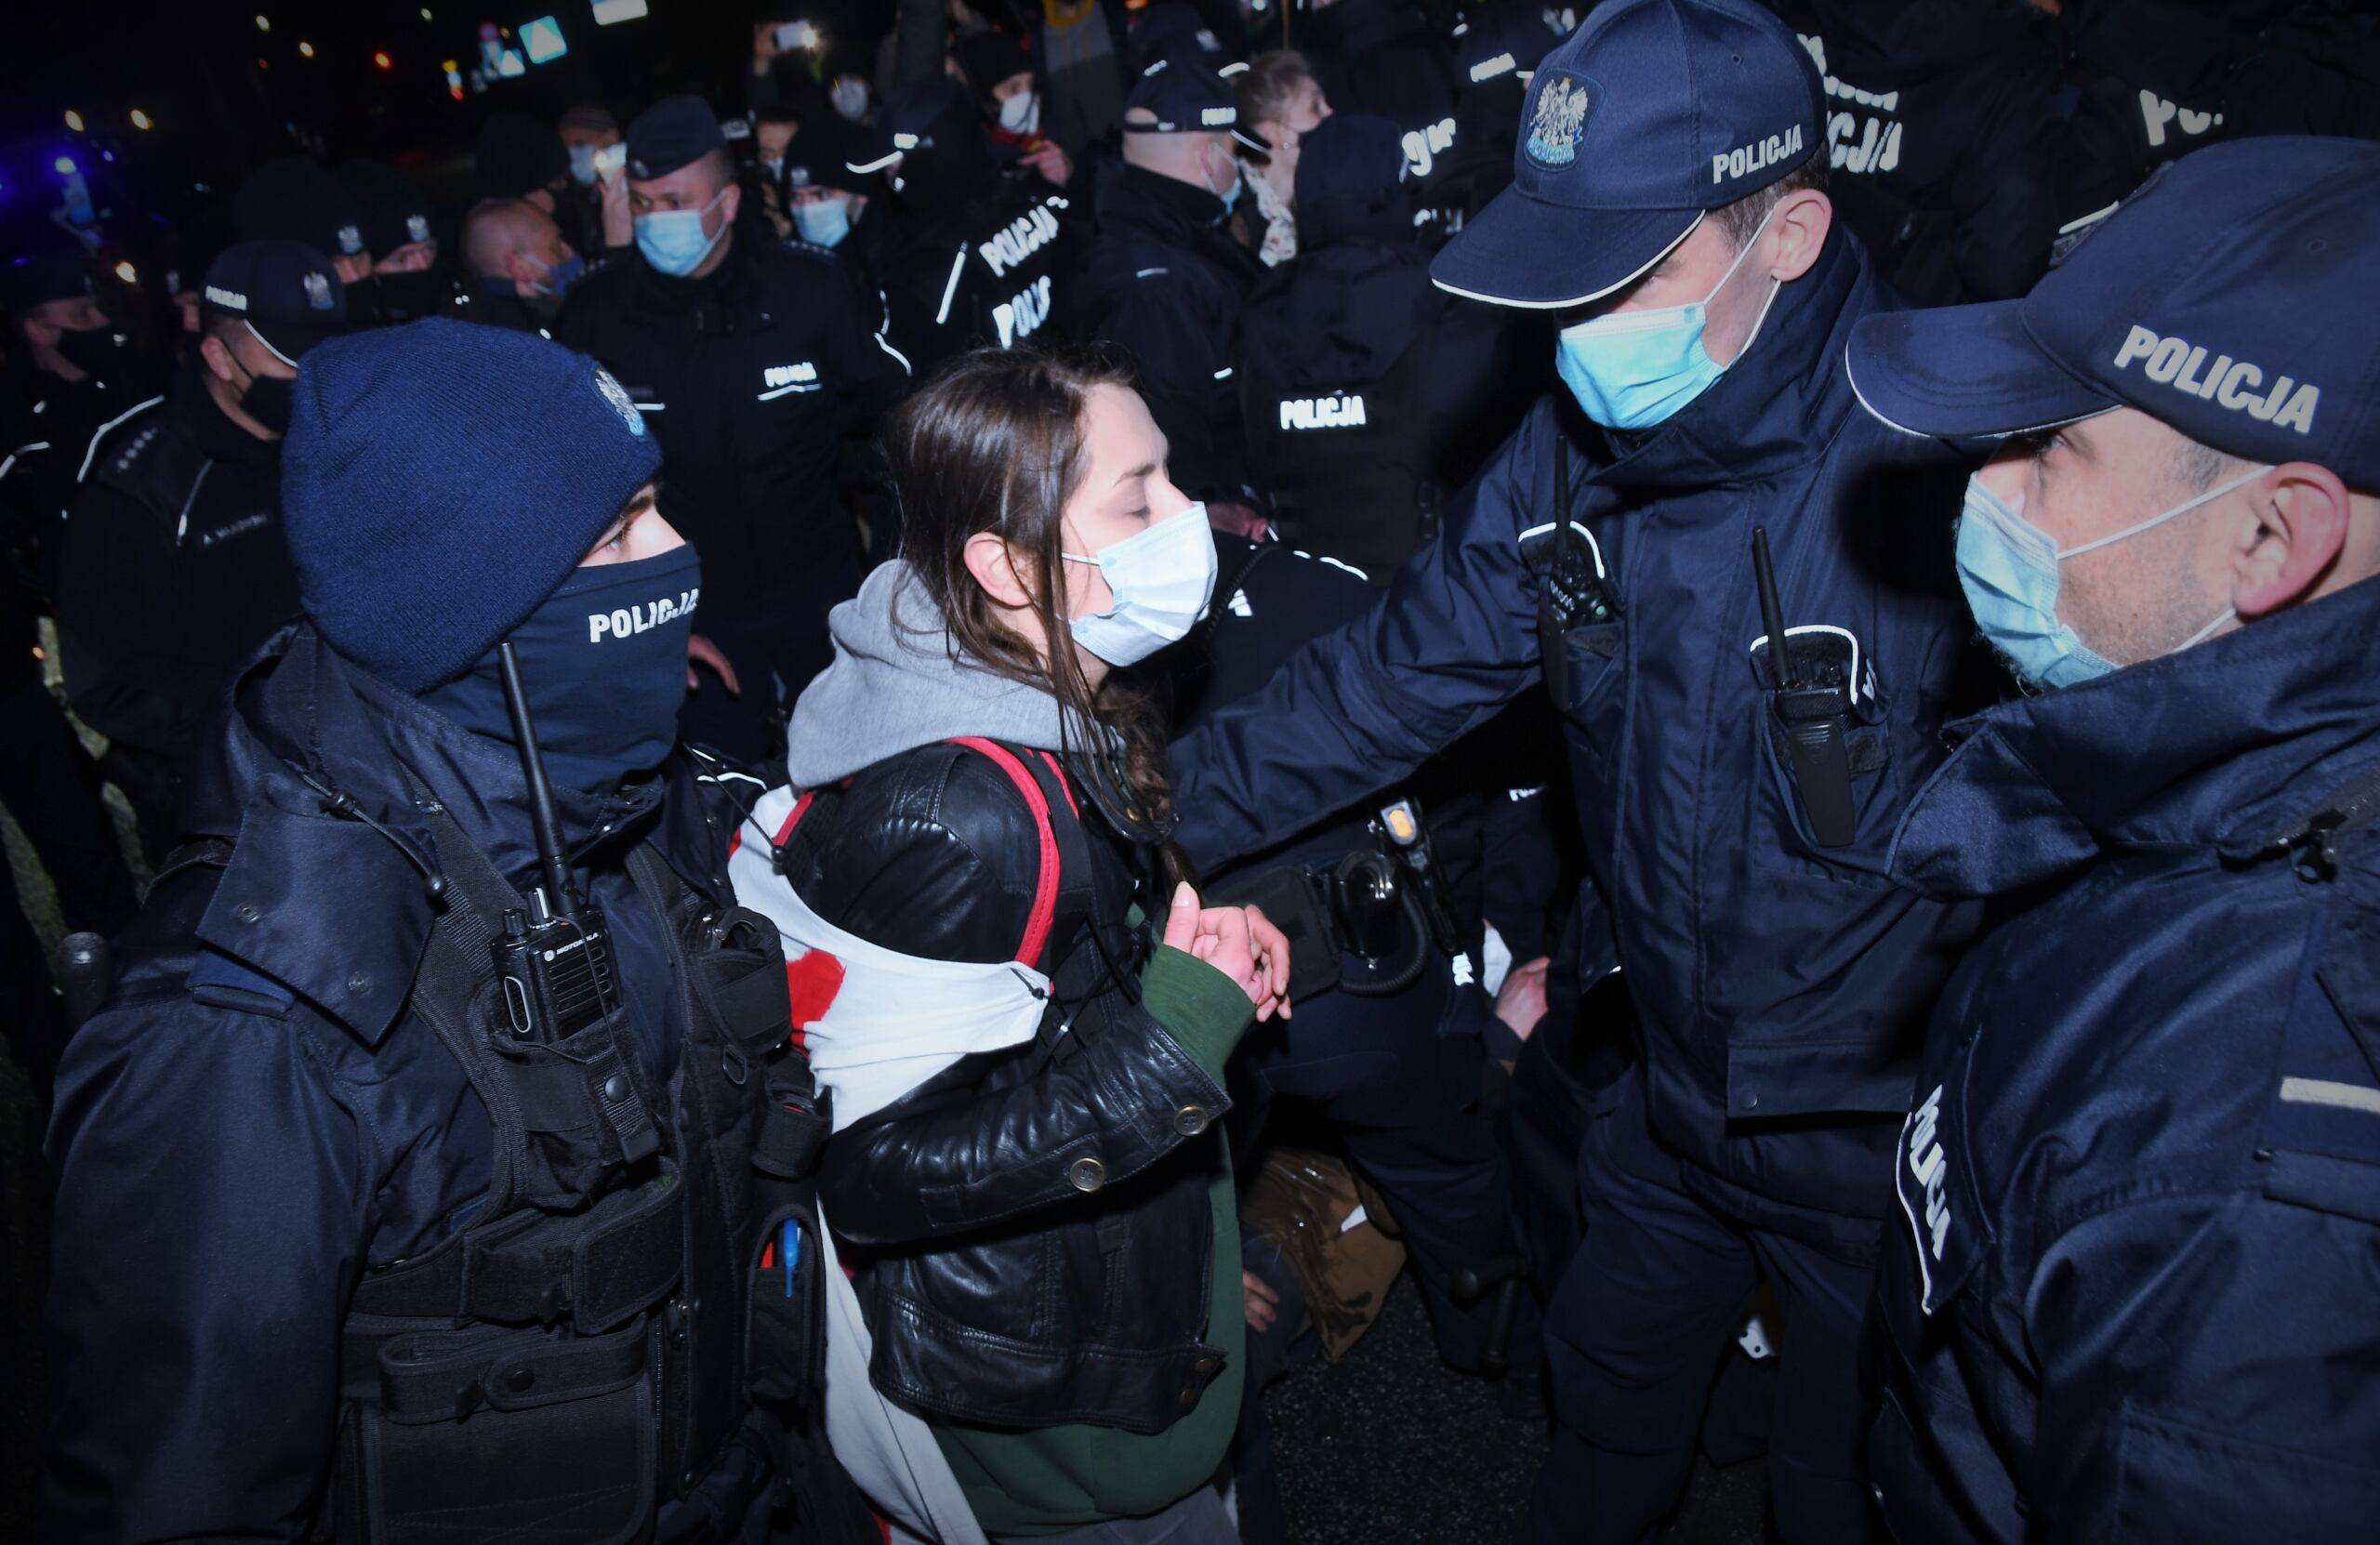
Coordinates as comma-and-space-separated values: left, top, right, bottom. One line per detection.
602, 1074, 630, 1103
506, 1366, 535, 1393
1742, 1092, 1760, 1111
1194, 1354, 1219, 1376
1173, 1104, 1210, 1137
1067, 1156, 1107, 1193
1180, 1385, 1199, 1407
234, 903, 260, 924
346, 972, 371, 995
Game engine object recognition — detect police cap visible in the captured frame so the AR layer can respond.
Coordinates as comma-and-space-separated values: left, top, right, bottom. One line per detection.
1430, 0, 1823, 309
198, 239, 349, 364
1123, 59, 1269, 152
237, 155, 369, 266
627, 95, 728, 181
1847, 137, 2380, 491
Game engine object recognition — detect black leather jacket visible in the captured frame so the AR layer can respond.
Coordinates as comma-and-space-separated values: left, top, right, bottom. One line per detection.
774, 740, 1237, 1433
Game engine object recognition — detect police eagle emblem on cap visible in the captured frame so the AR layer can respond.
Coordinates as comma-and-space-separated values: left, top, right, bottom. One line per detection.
1525, 73, 1593, 168
593, 366, 647, 438
406, 214, 431, 244
337, 223, 364, 255
303, 270, 335, 310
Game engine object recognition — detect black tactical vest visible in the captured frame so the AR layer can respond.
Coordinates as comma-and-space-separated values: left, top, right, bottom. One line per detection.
1240, 330, 1435, 584
324, 805, 844, 1544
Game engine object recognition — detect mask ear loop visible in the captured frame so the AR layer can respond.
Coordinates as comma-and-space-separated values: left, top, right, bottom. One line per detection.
2056, 464, 2271, 559
1709, 198, 1789, 362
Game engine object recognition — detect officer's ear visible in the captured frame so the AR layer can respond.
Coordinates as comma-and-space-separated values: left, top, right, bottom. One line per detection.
1761, 188, 1831, 286
196, 328, 243, 387
2231, 461, 2353, 621
717, 180, 743, 229
962, 529, 1039, 613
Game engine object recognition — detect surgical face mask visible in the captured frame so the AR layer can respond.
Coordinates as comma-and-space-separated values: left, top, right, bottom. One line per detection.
419, 545, 703, 791
53, 322, 125, 380
535, 251, 588, 298
1207, 145, 1242, 215
793, 197, 852, 248
1555, 205, 1782, 430
568, 142, 601, 187
1955, 464, 2265, 692
998, 89, 1041, 137
830, 76, 871, 122
1061, 503, 1220, 667
634, 189, 729, 277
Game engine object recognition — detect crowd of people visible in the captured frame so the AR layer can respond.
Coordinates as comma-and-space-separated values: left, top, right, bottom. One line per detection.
3, 0, 2377, 1541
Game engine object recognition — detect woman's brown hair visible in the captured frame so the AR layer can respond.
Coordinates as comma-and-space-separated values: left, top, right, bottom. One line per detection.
882, 346, 1176, 836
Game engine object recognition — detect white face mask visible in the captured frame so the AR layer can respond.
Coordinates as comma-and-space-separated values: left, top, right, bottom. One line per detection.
998, 89, 1041, 137
1061, 504, 1220, 666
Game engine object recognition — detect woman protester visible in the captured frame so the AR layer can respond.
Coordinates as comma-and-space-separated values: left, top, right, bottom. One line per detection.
729, 348, 1292, 1545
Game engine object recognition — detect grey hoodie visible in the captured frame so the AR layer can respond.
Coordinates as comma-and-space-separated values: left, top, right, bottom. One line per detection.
784, 561, 1082, 789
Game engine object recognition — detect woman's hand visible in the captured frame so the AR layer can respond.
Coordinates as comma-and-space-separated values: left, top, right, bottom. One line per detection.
1161, 882, 1294, 1021
1242, 1268, 1280, 1333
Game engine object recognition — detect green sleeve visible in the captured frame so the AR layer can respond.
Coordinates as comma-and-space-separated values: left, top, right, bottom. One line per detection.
1139, 944, 1255, 1081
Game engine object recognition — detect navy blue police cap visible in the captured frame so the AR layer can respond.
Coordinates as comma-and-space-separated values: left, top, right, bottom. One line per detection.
1846, 137, 2380, 491
1129, 3, 1245, 78
1122, 59, 1270, 152
1431, 0, 1822, 309
237, 155, 370, 266
1, 244, 95, 311
627, 95, 728, 180
848, 79, 968, 175
198, 239, 348, 363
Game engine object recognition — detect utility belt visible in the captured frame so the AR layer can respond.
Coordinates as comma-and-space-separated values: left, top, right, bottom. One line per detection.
1208, 794, 1470, 1001
324, 800, 847, 1545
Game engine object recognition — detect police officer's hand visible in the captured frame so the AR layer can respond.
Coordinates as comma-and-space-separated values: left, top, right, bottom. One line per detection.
1161, 882, 1293, 1021
1495, 956, 1552, 1044
687, 633, 743, 696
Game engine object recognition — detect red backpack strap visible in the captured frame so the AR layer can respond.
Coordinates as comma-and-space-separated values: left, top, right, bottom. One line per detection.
946, 737, 1063, 968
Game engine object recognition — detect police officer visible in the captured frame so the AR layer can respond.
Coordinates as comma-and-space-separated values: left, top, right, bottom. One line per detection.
0, 246, 140, 1081
1238, 112, 1543, 579
456, 198, 582, 334
340, 161, 455, 324
854, 80, 1075, 376
56, 241, 337, 863
1771, 0, 2132, 303
1166, 2, 1990, 1538
1300, 0, 1462, 188
1071, 61, 1269, 521
1841, 135, 2380, 1543
1427, 1, 1569, 241
557, 95, 909, 766
2062, 0, 2380, 182
44, 318, 863, 1542
780, 111, 884, 271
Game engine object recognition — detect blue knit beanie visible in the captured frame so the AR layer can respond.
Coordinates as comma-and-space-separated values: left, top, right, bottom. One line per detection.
283, 318, 661, 693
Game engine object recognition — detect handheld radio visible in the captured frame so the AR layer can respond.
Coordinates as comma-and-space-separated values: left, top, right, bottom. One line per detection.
1752, 526, 1858, 849
491, 640, 620, 1042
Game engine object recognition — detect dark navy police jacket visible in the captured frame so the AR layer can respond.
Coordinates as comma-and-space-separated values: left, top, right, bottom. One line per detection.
1871, 577, 2380, 1543
1171, 227, 1991, 1235
42, 626, 738, 1538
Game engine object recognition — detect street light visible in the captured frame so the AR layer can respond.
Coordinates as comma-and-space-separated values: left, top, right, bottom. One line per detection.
63, 110, 85, 132
130, 109, 153, 130
298, 39, 315, 58
255, 13, 271, 31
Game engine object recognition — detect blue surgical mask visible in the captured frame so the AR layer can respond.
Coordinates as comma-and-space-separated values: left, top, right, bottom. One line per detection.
634, 190, 729, 277
1955, 464, 2263, 692
536, 251, 587, 298
1555, 206, 1782, 430
794, 198, 852, 248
